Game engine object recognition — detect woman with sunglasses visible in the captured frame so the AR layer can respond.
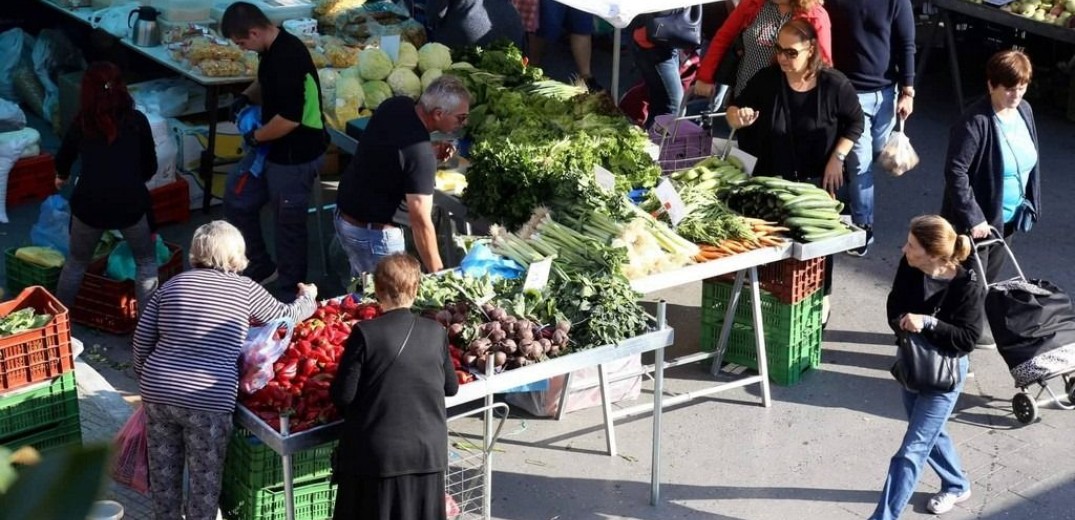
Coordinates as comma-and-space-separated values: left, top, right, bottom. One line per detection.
694, 0, 831, 101
725, 19, 863, 322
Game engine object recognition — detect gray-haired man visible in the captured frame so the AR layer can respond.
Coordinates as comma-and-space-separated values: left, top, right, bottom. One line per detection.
335, 76, 471, 276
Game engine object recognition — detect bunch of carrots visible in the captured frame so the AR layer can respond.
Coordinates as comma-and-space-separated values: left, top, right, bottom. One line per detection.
693, 218, 788, 262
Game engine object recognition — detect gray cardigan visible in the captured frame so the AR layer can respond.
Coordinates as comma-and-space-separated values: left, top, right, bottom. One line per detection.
940, 96, 1042, 234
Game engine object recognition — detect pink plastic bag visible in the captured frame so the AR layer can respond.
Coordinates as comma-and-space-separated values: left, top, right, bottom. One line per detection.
445, 492, 460, 518
239, 318, 294, 394
111, 405, 149, 494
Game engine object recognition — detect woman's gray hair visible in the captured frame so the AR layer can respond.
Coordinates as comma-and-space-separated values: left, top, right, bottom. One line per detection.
189, 220, 249, 273
419, 75, 470, 113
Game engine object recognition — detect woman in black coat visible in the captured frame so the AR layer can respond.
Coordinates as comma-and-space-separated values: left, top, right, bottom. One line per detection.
331, 253, 459, 520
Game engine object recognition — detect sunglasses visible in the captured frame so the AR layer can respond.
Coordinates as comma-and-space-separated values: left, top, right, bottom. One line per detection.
774, 44, 810, 60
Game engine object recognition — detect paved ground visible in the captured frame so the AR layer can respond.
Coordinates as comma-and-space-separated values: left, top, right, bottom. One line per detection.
5, 23, 1075, 520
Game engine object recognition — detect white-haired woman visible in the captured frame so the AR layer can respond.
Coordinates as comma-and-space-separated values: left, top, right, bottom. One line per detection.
132, 220, 318, 520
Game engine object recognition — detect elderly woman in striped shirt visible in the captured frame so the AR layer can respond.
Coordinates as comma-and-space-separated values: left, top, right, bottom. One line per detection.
132, 220, 318, 520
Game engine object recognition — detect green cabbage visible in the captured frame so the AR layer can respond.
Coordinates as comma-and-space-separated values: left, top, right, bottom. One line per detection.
358, 48, 393, 81
417, 43, 452, 73
387, 68, 422, 99
395, 42, 418, 69
362, 80, 393, 109
420, 68, 442, 91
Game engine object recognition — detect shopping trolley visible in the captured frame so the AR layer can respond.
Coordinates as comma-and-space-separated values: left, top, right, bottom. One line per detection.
445, 403, 509, 520
972, 231, 1075, 425
649, 85, 731, 174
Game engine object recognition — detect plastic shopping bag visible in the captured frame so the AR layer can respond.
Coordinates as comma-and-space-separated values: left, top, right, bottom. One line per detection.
29, 195, 71, 255
112, 405, 149, 494
878, 119, 919, 177
239, 318, 295, 394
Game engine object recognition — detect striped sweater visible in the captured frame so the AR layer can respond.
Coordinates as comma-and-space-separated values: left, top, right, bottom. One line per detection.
132, 268, 316, 413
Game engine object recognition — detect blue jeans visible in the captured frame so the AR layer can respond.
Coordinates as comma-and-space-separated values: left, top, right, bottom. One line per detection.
871, 356, 971, 520
224, 153, 323, 290
56, 215, 158, 317
846, 87, 897, 228
631, 43, 682, 129
333, 211, 406, 280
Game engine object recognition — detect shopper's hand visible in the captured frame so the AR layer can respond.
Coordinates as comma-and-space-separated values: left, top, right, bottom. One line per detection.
897, 94, 914, 120
822, 156, 845, 194
899, 313, 927, 333
242, 130, 259, 149
727, 107, 759, 129
694, 81, 716, 98
54, 175, 66, 190
297, 283, 318, 300
230, 94, 250, 121
970, 221, 991, 239
433, 141, 455, 163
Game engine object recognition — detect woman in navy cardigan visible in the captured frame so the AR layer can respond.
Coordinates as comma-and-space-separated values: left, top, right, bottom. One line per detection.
940, 49, 1040, 346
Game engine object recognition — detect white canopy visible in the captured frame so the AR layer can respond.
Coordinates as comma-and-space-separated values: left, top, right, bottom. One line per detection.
553, 0, 725, 29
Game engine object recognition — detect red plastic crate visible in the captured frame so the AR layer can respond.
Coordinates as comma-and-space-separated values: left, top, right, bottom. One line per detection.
717, 257, 825, 304
150, 177, 191, 227
72, 242, 184, 334
7, 154, 57, 206
0, 286, 73, 393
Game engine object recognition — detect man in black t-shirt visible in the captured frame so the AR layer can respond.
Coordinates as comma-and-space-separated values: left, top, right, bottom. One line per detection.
221, 2, 327, 297
335, 76, 470, 277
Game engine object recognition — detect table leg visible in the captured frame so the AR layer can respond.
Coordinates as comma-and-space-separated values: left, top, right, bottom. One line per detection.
612, 28, 622, 102
748, 266, 772, 408
554, 371, 573, 421
598, 363, 617, 457
280, 414, 295, 520
710, 270, 746, 376
940, 9, 965, 110
650, 300, 666, 506
201, 86, 220, 213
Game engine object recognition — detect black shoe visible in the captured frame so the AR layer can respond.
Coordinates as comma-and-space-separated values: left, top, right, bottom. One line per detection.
846, 226, 874, 257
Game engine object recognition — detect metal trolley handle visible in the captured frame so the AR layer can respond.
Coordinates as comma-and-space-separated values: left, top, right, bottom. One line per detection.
969, 226, 1026, 284
447, 402, 511, 450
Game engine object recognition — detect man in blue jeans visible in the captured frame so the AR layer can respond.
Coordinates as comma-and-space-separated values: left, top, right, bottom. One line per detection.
221, 2, 327, 298
827, 0, 917, 256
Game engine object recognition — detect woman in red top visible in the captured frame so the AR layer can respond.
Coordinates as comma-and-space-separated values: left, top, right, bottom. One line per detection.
694, 0, 831, 101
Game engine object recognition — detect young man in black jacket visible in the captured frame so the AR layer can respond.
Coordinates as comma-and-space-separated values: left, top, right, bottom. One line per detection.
221, 2, 327, 299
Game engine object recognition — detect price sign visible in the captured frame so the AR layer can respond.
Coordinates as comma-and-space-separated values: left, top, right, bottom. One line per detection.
654, 178, 687, 226
594, 165, 616, 192
523, 257, 554, 293
381, 35, 401, 63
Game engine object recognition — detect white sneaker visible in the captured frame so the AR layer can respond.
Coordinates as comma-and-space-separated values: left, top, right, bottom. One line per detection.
927, 489, 971, 514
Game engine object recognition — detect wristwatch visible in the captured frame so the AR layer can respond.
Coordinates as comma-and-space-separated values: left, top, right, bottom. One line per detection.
900, 87, 916, 98
835, 151, 847, 162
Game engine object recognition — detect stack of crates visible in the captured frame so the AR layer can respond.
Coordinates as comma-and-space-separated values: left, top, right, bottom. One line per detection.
72, 242, 185, 335
0, 286, 81, 452
220, 427, 337, 520
701, 258, 826, 385
5, 248, 63, 294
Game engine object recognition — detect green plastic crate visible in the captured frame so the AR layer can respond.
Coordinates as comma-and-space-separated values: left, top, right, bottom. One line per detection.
0, 372, 79, 441
2, 416, 82, 452
707, 323, 822, 386
221, 476, 336, 520
701, 280, 823, 347
5, 248, 62, 294
225, 427, 337, 491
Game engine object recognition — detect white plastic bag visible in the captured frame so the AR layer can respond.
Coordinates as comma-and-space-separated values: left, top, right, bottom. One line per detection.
878, 119, 920, 177
91, 2, 141, 38
140, 111, 178, 189
239, 318, 295, 394
0, 98, 26, 133
0, 130, 38, 223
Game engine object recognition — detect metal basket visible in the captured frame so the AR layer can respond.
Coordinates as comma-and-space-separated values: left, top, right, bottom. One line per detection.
446, 403, 509, 520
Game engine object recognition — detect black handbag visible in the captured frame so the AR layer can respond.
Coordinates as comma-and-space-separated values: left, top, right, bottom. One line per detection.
645, 6, 703, 49
890, 331, 962, 393
889, 287, 962, 392
1011, 198, 1037, 233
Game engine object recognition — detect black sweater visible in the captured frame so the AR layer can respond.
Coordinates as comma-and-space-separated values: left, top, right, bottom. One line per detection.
940, 97, 1042, 234
886, 257, 985, 355
733, 66, 864, 180
428, 0, 525, 49
331, 309, 459, 477
826, 0, 916, 92
56, 109, 156, 230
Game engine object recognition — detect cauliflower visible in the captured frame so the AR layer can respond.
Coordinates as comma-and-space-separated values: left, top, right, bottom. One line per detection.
395, 42, 418, 69
330, 75, 365, 128
362, 80, 393, 109
387, 68, 422, 99
357, 48, 393, 81
420, 68, 442, 91
417, 42, 452, 73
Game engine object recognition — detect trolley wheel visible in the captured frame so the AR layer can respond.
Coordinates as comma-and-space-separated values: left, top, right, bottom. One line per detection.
1012, 392, 1038, 424
1066, 377, 1075, 404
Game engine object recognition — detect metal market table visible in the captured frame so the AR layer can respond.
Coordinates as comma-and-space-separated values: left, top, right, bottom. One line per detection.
236, 303, 675, 520
916, 0, 1075, 119
35, 0, 254, 209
